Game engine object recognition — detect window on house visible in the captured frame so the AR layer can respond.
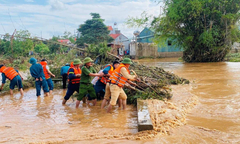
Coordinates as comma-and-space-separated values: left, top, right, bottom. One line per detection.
168, 40, 172, 46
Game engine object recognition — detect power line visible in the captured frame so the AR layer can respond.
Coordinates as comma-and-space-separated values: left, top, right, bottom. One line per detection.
1, 23, 6, 33
8, 8, 16, 29
14, 20, 25, 29
19, 16, 27, 30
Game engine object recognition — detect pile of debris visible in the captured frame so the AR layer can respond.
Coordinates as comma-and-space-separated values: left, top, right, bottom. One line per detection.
92, 55, 189, 104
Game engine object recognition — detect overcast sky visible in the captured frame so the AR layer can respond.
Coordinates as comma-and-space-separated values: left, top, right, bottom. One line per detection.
0, 0, 160, 39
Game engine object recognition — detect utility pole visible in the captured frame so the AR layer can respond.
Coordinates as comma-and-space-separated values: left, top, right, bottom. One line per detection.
10, 29, 16, 57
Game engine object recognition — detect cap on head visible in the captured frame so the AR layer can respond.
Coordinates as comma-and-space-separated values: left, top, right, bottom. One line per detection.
65, 63, 70, 66
41, 59, 47, 62
83, 57, 93, 65
73, 59, 82, 65
121, 58, 132, 64
29, 57, 37, 64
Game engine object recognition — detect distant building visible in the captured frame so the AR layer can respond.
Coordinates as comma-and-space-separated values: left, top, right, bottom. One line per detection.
107, 26, 114, 34
107, 23, 130, 54
137, 27, 182, 53
57, 39, 71, 44
129, 27, 183, 58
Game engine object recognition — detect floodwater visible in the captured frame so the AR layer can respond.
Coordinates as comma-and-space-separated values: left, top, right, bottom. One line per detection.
0, 89, 138, 143
1, 58, 240, 143
138, 58, 240, 143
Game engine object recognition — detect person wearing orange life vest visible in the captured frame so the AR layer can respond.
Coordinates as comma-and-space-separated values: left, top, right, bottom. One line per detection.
40, 59, 55, 95
62, 59, 82, 105
104, 58, 139, 113
90, 60, 120, 101
0, 65, 24, 95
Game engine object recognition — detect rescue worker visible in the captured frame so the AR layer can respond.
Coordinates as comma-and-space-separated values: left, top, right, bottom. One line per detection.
103, 58, 138, 113
40, 59, 55, 95
0, 65, 24, 95
95, 61, 120, 100
62, 59, 82, 105
29, 57, 49, 97
76, 57, 103, 108
61, 63, 70, 89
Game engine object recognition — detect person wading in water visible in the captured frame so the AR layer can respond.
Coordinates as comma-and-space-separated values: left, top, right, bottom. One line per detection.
0, 65, 24, 95
40, 59, 55, 95
103, 58, 139, 113
76, 57, 103, 108
62, 59, 82, 105
61, 63, 70, 89
29, 57, 49, 97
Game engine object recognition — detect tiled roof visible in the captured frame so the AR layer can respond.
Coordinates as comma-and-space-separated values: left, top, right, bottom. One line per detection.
57, 39, 70, 43
107, 26, 113, 31
109, 34, 120, 39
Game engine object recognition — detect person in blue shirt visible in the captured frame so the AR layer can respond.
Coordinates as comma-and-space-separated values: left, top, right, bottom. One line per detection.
0, 65, 24, 95
61, 63, 70, 89
29, 57, 49, 97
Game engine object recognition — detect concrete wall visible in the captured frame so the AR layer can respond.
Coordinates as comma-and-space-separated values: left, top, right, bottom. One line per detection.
231, 42, 240, 53
130, 42, 183, 58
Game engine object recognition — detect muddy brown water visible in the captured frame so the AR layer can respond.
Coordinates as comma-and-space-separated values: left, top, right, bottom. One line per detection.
1, 58, 240, 143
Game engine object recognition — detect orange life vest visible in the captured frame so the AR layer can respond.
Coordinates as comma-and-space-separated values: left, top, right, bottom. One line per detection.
40, 61, 50, 79
66, 62, 74, 75
68, 67, 81, 84
100, 64, 114, 85
0, 66, 19, 80
109, 64, 130, 87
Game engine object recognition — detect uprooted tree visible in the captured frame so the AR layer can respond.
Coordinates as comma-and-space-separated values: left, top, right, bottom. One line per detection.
127, 0, 240, 62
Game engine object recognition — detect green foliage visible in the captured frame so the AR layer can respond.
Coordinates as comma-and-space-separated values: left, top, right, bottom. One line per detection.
127, 0, 240, 62
48, 36, 61, 54
76, 13, 114, 46
85, 42, 111, 64
126, 11, 151, 28
225, 52, 240, 62
34, 42, 50, 54
0, 30, 34, 58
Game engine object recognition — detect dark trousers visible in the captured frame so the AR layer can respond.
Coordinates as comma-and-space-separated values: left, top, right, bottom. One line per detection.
62, 74, 68, 89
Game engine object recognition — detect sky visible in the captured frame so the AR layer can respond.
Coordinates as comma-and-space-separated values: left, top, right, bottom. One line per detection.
0, 0, 161, 39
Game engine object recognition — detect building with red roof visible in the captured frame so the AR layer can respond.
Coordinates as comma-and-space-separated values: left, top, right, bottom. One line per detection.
107, 23, 130, 55
109, 34, 120, 39
57, 39, 71, 44
107, 26, 113, 31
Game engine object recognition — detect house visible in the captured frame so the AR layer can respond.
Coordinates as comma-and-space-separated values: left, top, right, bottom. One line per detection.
57, 39, 71, 44
107, 26, 114, 34
137, 27, 182, 53
107, 23, 130, 55
129, 27, 183, 58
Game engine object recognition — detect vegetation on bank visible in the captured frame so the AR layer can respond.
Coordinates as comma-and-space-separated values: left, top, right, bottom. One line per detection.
127, 0, 240, 62
225, 53, 240, 62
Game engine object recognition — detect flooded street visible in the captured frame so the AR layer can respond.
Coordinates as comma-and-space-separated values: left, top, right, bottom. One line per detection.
139, 58, 240, 143
1, 58, 240, 143
0, 89, 137, 143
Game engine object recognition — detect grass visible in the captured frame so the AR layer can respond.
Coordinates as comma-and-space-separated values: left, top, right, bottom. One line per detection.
225, 53, 240, 62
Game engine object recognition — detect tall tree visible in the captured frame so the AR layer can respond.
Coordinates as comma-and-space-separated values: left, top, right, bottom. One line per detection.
127, 0, 240, 62
76, 13, 113, 46
34, 42, 50, 55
